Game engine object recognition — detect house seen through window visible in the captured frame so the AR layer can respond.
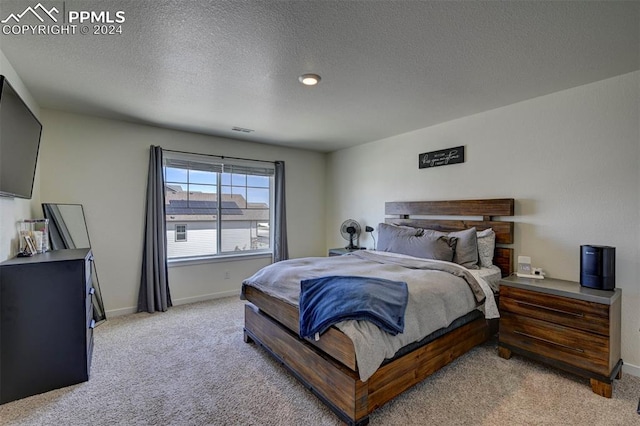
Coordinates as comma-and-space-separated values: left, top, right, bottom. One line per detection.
163, 152, 273, 260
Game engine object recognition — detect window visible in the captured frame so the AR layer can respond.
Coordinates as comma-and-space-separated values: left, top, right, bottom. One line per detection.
175, 224, 187, 242
163, 152, 274, 260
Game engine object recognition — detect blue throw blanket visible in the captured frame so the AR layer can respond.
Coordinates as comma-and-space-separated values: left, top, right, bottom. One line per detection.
299, 275, 409, 340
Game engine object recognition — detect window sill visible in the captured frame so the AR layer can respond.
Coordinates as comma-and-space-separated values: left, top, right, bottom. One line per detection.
168, 252, 273, 268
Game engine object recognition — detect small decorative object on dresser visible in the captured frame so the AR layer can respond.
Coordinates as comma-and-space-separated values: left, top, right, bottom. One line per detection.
580, 245, 615, 290
498, 276, 622, 398
17, 218, 49, 254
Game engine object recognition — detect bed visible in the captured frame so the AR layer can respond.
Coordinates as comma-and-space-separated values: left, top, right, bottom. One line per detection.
242, 199, 515, 425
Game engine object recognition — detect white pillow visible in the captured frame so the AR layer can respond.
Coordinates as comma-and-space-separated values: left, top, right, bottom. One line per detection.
477, 228, 495, 267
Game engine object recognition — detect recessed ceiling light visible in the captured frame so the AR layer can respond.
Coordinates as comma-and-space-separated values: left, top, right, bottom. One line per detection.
298, 74, 321, 86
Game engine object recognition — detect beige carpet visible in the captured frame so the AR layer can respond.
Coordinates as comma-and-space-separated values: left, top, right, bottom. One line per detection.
1, 296, 638, 425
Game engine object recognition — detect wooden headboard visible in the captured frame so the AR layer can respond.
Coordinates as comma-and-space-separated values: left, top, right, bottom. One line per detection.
385, 198, 515, 277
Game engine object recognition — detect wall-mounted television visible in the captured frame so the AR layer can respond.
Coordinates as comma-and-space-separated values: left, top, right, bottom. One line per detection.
0, 75, 42, 199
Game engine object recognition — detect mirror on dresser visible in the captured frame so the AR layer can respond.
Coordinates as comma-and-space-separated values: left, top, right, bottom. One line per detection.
42, 203, 106, 324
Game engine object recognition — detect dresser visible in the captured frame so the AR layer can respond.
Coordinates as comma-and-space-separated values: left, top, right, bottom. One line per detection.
0, 249, 95, 404
498, 276, 622, 397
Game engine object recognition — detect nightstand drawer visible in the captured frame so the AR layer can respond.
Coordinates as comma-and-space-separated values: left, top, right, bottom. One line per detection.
500, 286, 610, 336
500, 312, 610, 376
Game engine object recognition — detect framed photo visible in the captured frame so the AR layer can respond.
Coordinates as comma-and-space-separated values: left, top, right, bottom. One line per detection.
23, 235, 37, 255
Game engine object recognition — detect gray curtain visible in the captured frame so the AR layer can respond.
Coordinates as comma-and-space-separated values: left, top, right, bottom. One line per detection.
137, 145, 172, 313
273, 161, 289, 262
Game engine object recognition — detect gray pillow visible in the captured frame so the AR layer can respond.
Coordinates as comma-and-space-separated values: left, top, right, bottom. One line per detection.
377, 223, 422, 252
450, 227, 479, 269
379, 229, 457, 262
477, 228, 496, 267
424, 227, 479, 269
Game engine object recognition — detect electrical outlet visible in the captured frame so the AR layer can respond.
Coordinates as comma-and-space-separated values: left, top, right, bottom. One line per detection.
224, 271, 230, 279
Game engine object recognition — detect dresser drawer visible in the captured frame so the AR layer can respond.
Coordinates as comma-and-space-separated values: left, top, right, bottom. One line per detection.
87, 331, 94, 373
500, 312, 611, 376
85, 256, 93, 288
500, 286, 610, 336
86, 317, 95, 369
86, 287, 94, 318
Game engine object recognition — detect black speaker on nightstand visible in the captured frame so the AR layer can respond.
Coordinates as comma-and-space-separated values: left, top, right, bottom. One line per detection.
580, 245, 615, 290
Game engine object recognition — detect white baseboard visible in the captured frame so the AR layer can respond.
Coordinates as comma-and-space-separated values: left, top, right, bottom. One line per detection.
172, 290, 240, 306
623, 362, 640, 378
105, 290, 240, 318
105, 306, 137, 317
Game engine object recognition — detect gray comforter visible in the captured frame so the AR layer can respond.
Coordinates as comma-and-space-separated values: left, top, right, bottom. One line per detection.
242, 250, 496, 381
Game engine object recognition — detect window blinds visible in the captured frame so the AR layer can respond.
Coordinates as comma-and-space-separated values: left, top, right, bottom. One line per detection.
164, 152, 274, 176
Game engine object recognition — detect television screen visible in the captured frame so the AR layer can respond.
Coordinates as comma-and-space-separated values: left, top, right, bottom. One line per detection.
0, 75, 42, 199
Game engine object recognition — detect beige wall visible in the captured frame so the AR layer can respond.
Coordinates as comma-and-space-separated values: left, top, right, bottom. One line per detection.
0, 50, 42, 261
38, 109, 327, 315
3, 48, 638, 376
326, 72, 640, 375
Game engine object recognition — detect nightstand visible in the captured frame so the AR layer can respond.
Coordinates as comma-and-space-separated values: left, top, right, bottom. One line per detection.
498, 276, 622, 397
328, 247, 365, 256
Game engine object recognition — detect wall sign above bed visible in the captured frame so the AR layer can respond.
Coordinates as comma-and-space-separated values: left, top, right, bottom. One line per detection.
419, 145, 465, 169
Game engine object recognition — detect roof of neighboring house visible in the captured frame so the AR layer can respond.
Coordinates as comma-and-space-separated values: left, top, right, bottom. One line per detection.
166, 212, 269, 222
166, 200, 242, 216
165, 189, 269, 221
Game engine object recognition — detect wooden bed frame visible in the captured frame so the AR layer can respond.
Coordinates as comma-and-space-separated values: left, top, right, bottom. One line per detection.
243, 198, 515, 425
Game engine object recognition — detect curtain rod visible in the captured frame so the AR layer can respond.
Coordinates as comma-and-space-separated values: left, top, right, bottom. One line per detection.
162, 148, 277, 165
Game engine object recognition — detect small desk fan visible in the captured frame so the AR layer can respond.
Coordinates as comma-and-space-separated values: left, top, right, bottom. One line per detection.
340, 219, 361, 249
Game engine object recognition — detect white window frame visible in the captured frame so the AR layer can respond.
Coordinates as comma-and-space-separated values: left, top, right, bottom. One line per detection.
164, 151, 274, 264
175, 224, 187, 242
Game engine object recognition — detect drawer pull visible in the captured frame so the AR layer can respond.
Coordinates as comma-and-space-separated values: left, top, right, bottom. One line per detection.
515, 300, 584, 318
514, 330, 584, 353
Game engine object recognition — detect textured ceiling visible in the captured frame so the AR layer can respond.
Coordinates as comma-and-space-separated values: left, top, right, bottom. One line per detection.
1, 1, 638, 152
